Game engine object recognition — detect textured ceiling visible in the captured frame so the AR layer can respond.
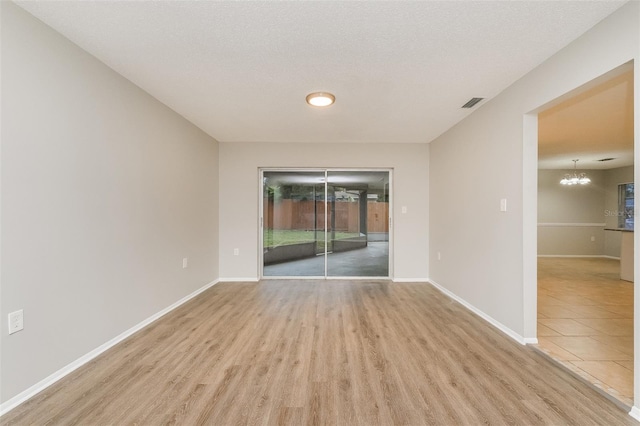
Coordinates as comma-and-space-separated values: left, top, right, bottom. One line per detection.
16, 1, 627, 144
539, 67, 634, 170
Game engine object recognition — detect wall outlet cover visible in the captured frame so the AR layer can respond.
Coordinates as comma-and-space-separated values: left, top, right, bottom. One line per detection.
8, 310, 24, 334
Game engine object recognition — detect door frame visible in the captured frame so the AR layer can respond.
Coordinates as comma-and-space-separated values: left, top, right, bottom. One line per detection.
258, 167, 394, 280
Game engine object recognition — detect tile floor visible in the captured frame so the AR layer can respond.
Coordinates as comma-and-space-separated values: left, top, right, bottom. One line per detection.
537, 257, 633, 406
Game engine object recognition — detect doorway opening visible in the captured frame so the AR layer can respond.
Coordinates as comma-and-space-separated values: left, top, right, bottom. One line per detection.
260, 169, 391, 279
536, 63, 634, 406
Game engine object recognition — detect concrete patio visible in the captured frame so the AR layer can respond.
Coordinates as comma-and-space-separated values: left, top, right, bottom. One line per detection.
263, 242, 389, 277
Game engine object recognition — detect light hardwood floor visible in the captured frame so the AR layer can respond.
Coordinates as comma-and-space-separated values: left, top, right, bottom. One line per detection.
537, 257, 633, 407
2, 280, 635, 425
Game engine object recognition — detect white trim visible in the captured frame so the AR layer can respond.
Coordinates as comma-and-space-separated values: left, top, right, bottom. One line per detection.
537, 255, 619, 259
326, 276, 390, 280
429, 279, 527, 345
523, 337, 539, 344
261, 276, 394, 281
629, 406, 640, 421
261, 276, 324, 280
392, 278, 430, 283
0, 279, 219, 417
324, 171, 328, 278
537, 222, 606, 227
218, 277, 260, 282
522, 112, 538, 350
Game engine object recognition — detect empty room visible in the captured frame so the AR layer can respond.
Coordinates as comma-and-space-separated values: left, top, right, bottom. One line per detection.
1, 1, 639, 425
536, 64, 635, 406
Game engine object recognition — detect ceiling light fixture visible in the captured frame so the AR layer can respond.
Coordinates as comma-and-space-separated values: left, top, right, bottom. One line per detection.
306, 92, 335, 107
560, 159, 591, 185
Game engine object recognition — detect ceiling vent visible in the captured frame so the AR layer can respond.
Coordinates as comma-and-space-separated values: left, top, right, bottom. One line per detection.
461, 97, 484, 108
597, 158, 615, 162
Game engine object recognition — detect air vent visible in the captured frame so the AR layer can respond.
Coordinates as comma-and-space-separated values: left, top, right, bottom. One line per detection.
597, 158, 615, 162
461, 97, 484, 108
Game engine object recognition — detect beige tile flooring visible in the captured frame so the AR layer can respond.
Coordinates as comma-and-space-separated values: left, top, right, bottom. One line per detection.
537, 257, 633, 407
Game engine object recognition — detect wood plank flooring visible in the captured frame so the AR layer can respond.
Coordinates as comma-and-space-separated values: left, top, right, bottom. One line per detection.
537, 257, 633, 407
2, 280, 635, 425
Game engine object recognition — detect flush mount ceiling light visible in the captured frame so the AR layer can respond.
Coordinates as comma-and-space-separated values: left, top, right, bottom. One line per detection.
560, 159, 591, 186
306, 92, 335, 107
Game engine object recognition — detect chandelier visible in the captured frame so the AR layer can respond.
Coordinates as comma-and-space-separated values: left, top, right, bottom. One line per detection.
560, 159, 591, 185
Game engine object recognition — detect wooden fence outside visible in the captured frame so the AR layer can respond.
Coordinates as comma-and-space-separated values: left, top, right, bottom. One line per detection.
263, 199, 389, 233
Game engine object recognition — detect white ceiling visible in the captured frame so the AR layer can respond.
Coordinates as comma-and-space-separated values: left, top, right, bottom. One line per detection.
16, 1, 627, 144
538, 66, 634, 170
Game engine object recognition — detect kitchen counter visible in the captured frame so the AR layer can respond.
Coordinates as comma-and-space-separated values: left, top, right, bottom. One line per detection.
605, 228, 634, 282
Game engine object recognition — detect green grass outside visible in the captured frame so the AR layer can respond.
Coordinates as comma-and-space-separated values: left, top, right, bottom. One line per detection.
263, 229, 360, 249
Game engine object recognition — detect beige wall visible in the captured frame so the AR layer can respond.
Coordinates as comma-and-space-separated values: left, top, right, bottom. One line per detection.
1, 3, 219, 403
537, 169, 605, 256
218, 142, 429, 280
536, 167, 634, 257
429, 2, 638, 343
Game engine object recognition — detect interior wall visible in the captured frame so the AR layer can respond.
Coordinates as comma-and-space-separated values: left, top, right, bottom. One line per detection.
218, 142, 429, 281
537, 169, 605, 256
536, 166, 633, 258
429, 1, 638, 340
1, 2, 219, 404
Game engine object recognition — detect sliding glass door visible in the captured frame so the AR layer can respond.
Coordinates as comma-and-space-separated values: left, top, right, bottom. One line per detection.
261, 169, 390, 278
263, 171, 326, 277
326, 171, 389, 277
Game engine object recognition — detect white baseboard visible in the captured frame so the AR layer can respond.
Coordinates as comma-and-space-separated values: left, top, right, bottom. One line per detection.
538, 222, 605, 227
428, 279, 527, 345
326, 276, 392, 281
537, 255, 619, 259
0, 279, 220, 417
629, 406, 640, 421
219, 277, 259, 282
392, 278, 430, 283
523, 337, 539, 344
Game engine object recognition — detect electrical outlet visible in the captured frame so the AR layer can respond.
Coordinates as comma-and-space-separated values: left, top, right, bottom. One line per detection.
233, 248, 239, 256
8, 310, 23, 335
590, 236, 596, 242
182, 258, 188, 268
437, 252, 441, 261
